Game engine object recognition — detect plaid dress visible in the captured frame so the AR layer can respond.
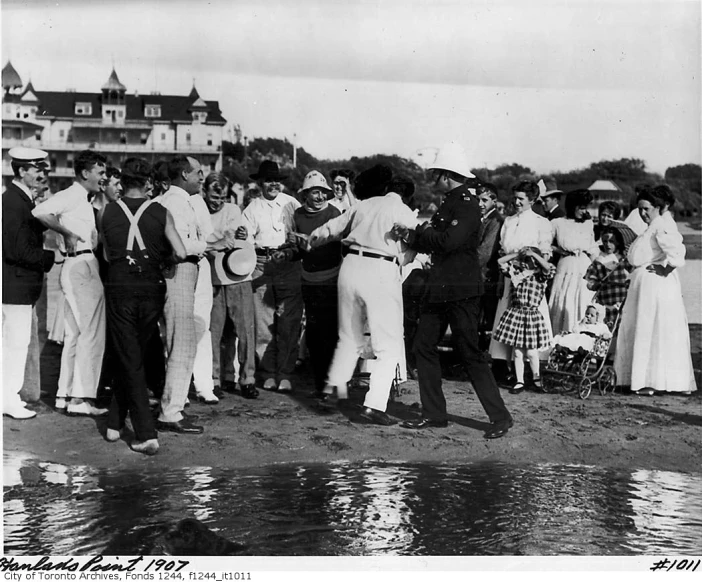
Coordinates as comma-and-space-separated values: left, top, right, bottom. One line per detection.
494, 264, 555, 350
585, 259, 631, 325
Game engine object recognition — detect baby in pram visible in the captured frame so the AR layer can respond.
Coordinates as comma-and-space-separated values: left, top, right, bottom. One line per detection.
552, 304, 612, 362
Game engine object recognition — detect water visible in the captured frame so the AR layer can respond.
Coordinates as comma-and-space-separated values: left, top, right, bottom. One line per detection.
4, 453, 702, 556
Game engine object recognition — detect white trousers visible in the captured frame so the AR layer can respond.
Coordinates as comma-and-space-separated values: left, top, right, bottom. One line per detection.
2, 304, 33, 411
327, 255, 404, 412
192, 258, 215, 396
56, 256, 106, 400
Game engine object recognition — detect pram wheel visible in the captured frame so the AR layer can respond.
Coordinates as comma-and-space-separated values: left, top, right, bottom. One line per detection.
578, 378, 593, 399
598, 366, 616, 395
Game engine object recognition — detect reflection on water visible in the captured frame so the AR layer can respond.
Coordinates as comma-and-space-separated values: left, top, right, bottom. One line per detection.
4, 454, 702, 556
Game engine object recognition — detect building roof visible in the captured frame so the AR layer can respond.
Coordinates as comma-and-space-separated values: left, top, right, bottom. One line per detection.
101, 68, 127, 92
588, 179, 622, 192
31, 90, 226, 125
2, 61, 23, 89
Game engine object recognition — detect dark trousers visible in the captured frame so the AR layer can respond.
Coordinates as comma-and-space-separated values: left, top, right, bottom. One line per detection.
106, 290, 164, 442
301, 278, 338, 392
413, 296, 511, 424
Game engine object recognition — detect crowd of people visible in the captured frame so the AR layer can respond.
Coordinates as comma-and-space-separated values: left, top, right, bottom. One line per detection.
2, 142, 697, 457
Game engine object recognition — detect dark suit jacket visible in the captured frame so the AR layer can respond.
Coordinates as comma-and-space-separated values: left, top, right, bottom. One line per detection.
409, 185, 483, 303
2, 182, 55, 305
547, 205, 566, 220
478, 208, 503, 285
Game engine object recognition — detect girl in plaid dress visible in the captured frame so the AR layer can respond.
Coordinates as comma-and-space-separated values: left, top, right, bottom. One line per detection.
494, 247, 555, 393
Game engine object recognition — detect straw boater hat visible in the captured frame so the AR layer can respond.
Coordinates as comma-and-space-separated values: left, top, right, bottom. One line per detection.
427, 141, 476, 179
213, 240, 256, 284
298, 170, 332, 195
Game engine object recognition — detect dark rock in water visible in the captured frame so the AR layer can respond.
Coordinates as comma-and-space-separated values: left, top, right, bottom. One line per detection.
153, 518, 249, 556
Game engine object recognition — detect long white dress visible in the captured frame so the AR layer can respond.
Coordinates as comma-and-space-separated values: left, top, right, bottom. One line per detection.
548, 218, 599, 336
489, 208, 553, 360
614, 214, 697, 393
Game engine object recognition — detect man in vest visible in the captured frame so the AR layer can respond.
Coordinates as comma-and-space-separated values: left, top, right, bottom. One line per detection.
101, 157, 186, 455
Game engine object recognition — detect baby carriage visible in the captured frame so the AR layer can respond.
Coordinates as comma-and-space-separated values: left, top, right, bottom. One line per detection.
542, 306, 622, 400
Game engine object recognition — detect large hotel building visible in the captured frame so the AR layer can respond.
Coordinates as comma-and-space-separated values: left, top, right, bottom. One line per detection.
2, 61, 226, 189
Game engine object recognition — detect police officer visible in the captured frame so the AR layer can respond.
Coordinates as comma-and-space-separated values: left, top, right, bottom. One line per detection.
393, 142, 513, 439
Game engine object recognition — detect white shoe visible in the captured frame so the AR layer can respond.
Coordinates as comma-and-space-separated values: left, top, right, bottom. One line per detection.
67, 401, 108, 417
105, 428, 122, 442
131, 439, 159, 456
55, 397, 67, 410
262, 378, 277, 391
278, 379, 292, 393
4, 407, 36, 420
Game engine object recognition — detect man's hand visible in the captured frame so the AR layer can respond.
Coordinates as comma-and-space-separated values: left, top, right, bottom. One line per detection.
271, 250, 288, 263
390, 223, 410, 242
63, 232, 85, 254
234, 225, 248, 240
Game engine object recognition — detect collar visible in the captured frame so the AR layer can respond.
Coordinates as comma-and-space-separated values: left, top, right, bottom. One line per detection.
483, 208, 496, 221
163, 185, 189, 200
72, 181, 90, 198
446, 185, 472, 199
12, 179, 34, 201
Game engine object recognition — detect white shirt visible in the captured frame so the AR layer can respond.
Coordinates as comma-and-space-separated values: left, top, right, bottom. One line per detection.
500, 208, 553, 257
242, 193, 300, 249
32, 181, 97, 254
311, 192, 418, 266
188, 193, 215, 244
551, 217, 599, 256
159, 186, 207, 256
627, 214, 685, 269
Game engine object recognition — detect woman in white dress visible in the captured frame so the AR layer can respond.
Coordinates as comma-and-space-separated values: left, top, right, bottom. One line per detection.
489, 181, 553, 388
614, 186, 697, 395
549, 189, 599, 336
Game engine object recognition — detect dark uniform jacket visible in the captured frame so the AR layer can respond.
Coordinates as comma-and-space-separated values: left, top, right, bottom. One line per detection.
409, 185, 483, 303
478, 208, 503, 285
546, 205, 566, 220
2, 182, 55, 305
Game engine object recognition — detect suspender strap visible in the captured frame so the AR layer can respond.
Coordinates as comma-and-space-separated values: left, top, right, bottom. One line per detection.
116, 199, 153, 252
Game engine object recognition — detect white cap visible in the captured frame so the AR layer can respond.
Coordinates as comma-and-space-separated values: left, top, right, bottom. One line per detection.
298, 170, 332, 195
213, 241, 256, 284
8, 146, 48, 164
427, 141, 476, 179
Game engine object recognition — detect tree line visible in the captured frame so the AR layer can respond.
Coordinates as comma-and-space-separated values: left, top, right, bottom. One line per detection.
221, 138, 701, 217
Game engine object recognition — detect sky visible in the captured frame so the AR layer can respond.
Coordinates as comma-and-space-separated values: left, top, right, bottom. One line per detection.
1, 0, 700, 175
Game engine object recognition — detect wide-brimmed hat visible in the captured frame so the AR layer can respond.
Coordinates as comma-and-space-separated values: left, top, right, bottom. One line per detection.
213, 240, 256, 284
541, 189, 564, 199
249, 160, 287, 182
298, 170, 332, 195
428, 141, 476, 179
354, 164, 393, 200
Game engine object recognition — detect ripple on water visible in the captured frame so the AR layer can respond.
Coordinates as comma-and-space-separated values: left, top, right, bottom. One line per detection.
4, 455, 702, 556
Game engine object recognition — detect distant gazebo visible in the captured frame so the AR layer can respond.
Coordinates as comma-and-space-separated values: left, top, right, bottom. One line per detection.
587, 179, 629, 210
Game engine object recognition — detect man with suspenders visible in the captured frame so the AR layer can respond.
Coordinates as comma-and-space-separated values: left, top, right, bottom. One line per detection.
100, 158, 186, 455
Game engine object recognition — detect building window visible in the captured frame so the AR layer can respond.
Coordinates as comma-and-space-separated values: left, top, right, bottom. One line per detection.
207, 133, 213, 146
120, 132, 127, 145
145, 105, 162, 118
23, 113, 29, 119
210, 162, 216, 171
185, 132, 191, 143
192, 111, 207, 123
67, 154, 74, 169
35, 130, 41, 141
140, 133, 148, 145
161, 132, 166, 140
75, 102, 92, 115
117, 110, 124, 118
59, 129, 65, 138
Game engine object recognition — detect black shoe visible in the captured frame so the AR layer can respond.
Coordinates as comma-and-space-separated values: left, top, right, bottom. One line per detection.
484, 418, 514, 439
213, 386, 225, 399
509, 382, 525, 395
194, 394, 219, 405
359, 407, 397, 426
156, 418, 204, 434
400, 417, 448, 429
240, 385, 259, 399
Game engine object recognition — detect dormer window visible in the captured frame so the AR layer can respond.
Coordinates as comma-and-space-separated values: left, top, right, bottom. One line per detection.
75, 102, 92, 116
192, 111, 207, 123
145, 104, 161, 118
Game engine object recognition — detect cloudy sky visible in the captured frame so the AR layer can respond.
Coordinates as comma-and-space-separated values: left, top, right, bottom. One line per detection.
2, 0, 699, 174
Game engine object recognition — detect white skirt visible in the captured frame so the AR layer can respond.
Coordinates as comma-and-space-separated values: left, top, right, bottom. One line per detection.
614, 266, 697, 393
488, 278, 552, 360
548, 254, 595, 337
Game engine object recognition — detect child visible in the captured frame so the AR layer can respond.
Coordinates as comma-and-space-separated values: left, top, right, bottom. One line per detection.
493, 247, 555, 394
553, 304, 612, 353
584, 226, 631, 326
